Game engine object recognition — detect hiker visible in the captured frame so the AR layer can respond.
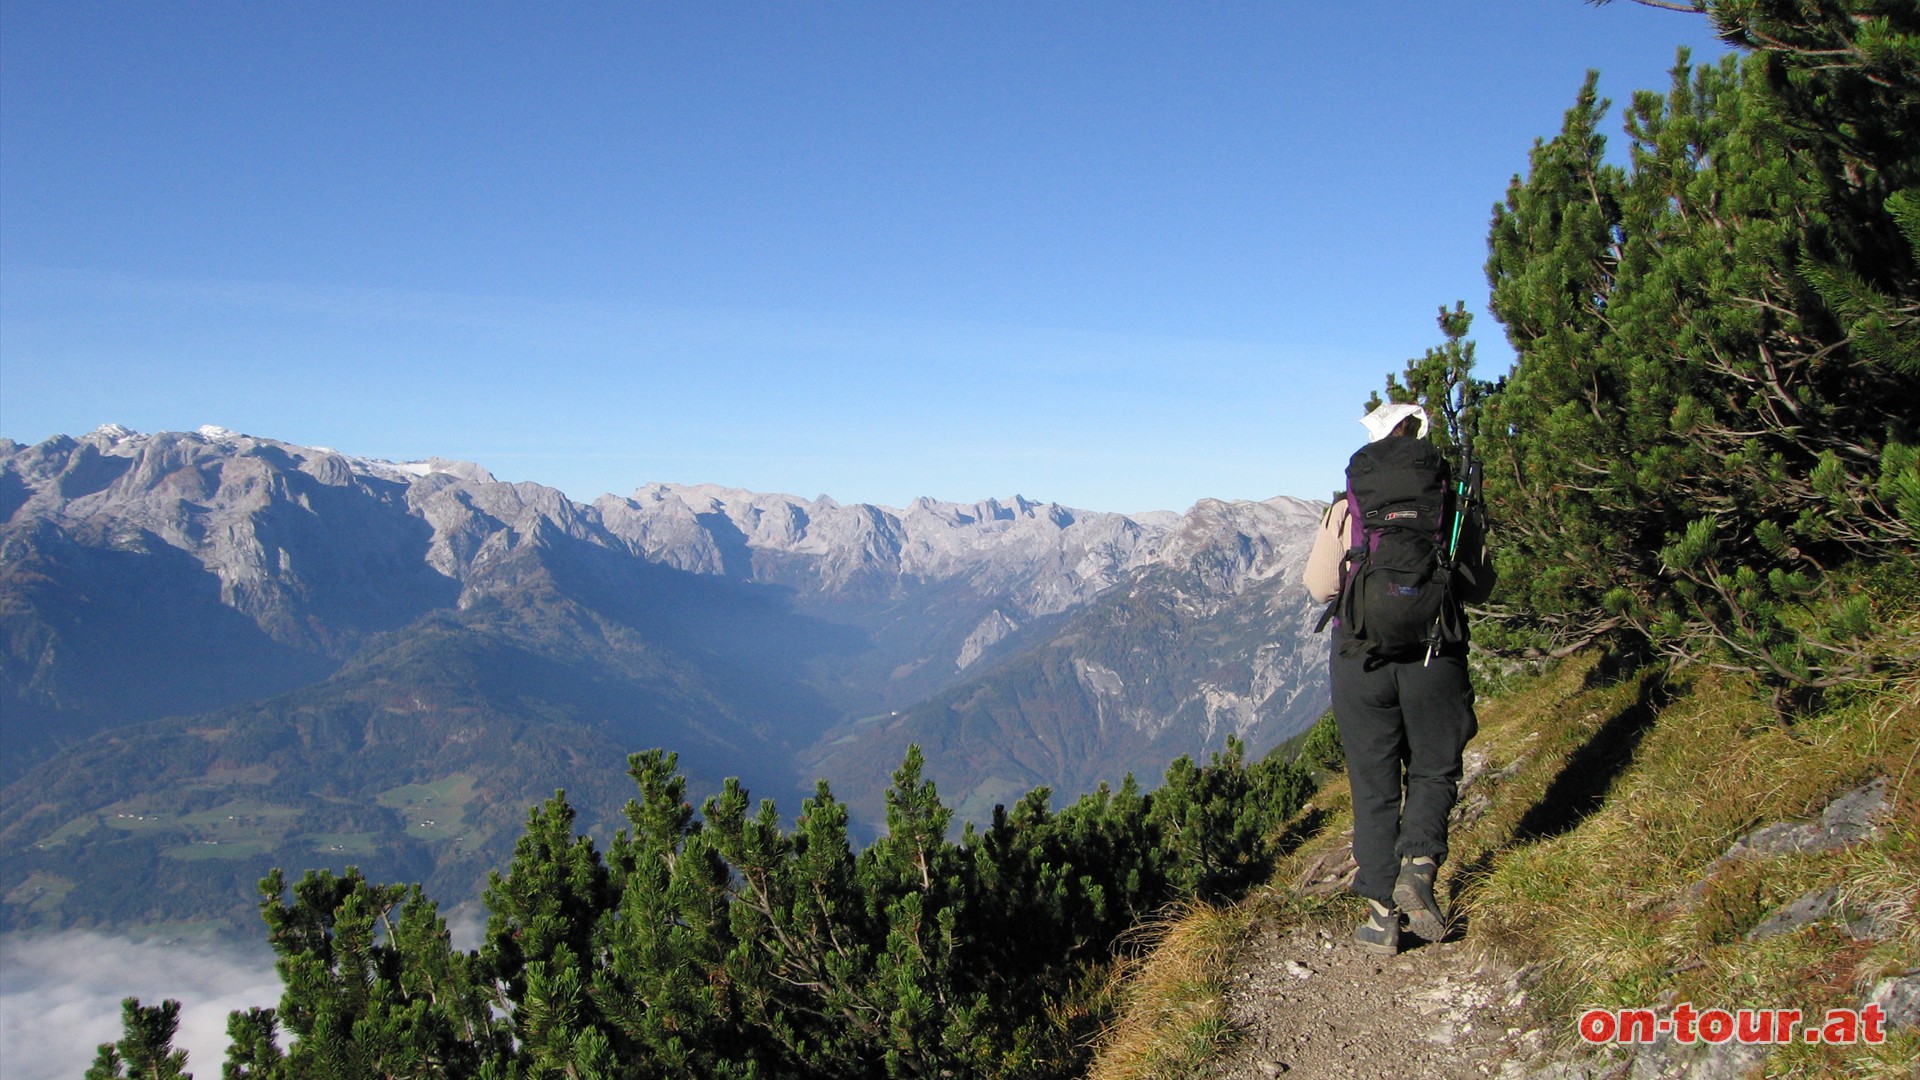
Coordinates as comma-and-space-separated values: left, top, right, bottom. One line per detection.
1303, 401, 1495, 954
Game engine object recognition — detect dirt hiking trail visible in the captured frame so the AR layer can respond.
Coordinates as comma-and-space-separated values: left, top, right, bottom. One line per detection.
1203, 916, 1549, 1080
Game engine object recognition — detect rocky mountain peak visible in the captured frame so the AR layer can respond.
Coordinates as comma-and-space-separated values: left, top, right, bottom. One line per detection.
3, 429, 1331, 753
1150, 496, 1322, 594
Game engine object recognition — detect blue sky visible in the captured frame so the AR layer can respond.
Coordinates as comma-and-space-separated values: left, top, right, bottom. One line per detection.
0, 2, 1730, 512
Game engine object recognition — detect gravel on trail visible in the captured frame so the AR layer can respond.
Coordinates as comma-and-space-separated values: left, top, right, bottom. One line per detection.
1204, 920, 1553, 1079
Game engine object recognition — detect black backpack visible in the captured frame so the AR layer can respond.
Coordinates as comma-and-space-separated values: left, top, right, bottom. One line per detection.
1315, 435, 1465, 659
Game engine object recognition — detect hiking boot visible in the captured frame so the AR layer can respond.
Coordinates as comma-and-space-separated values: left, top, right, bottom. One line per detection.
1394, 855, 1448, 941
1352, 897, 1399, 955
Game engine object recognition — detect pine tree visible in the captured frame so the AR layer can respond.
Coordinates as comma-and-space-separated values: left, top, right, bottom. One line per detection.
780, 780, 885, 1073
245, 867, 501, 1078
88, 998, 192, 1080
1375, 301, 1486, 462
221, 1007, 284, 1080
857, 746, 988, 1077
705, 776, 878, 1076
158, 736, 1325, 1078
1481, 72, 1639, 659
481, 792, 617, 1077
1478, 6, 1919, 699
1145, 738, 1281, 900
596, 749, 750, 1077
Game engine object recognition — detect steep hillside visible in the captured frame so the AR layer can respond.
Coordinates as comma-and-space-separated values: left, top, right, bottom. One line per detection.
1086, 8, 1920, 1069
1091, 641, 1919, 1078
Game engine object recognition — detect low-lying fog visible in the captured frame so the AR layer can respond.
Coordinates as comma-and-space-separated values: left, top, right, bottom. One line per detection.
1, 931, 281, 1079
3, 907, 484, 1079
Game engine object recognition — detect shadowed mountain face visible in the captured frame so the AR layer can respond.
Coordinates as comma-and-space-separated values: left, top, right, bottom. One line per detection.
0, 427, 1330, 929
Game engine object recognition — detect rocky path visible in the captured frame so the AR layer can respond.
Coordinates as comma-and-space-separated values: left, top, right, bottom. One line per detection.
1204, 920, 1549, 1080
1195, 774, 1916, 1079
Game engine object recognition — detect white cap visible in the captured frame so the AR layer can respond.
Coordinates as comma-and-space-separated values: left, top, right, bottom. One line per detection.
1359, 402, 1430, 443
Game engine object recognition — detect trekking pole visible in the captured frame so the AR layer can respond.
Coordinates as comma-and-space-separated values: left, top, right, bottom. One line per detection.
1425, 447, 1480, 667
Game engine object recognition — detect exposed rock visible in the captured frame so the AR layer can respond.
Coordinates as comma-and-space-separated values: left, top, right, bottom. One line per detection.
1296, 831, 1360, 896
1627, 1037, 1769, 1080
1846, 909, 1897, 942
5, 430, 1325, 708
599, 482, 1183, 612
1685, 778, 1899, 911
1508, 1062, 1612, 1080
955, 609, 1017, 671
1868, 973, 1920, 1031
1723, 777, 1891, 859
1745, 885, 1839, 941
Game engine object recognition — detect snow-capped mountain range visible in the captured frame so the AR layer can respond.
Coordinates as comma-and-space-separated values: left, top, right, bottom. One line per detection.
0, 425, 1330, 930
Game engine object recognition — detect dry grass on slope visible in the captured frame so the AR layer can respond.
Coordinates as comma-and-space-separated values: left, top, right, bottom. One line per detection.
1088, 633, 1920, 1078
1469, 654, 1919, 1077
1088, 901, 1252, 1080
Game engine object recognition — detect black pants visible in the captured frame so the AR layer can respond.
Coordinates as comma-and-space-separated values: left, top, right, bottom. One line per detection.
1330, 646, 1478, 905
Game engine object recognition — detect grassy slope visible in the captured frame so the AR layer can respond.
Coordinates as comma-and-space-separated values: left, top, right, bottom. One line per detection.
1089, 615, 1919, 1078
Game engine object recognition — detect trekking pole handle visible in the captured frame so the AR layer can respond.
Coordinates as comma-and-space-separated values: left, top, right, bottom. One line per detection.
1446, 454, 1483, 560
1430, 452, 1481, 667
